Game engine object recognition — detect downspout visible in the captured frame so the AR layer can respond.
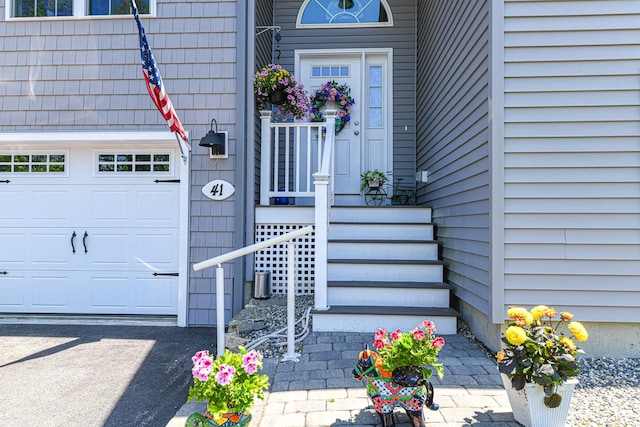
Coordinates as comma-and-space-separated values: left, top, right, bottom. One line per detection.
489, 0, 506, 324
234, 0, 252, 316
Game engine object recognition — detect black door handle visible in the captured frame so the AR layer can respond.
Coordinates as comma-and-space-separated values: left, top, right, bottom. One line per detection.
83, 231, 88, 253
153, 272, 179, 277
71, 231, 77, 254
0, 271, 7, 275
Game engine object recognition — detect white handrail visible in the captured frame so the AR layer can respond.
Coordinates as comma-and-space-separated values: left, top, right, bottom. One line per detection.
192, 225, 314, 357
193, 225, 314, 271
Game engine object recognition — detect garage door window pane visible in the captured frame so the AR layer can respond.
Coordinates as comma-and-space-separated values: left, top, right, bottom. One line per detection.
97, 152, 171, 174
0, 153, 66, 174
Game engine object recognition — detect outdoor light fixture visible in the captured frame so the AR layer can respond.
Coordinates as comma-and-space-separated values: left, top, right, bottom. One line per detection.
199, 119, 228, 159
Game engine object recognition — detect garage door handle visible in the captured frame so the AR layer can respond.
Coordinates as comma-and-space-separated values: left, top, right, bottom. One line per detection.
0, 271, 7, 275
83, 231, 89, 253
71, 231, 77, 254
153, 272, 179, 276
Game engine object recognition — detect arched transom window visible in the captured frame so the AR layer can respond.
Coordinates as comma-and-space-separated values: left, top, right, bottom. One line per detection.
297, 0, 392, 28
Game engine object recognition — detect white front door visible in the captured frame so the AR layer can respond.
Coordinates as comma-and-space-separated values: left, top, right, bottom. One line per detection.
0, 147, 180, 315
298, 49, 393, 205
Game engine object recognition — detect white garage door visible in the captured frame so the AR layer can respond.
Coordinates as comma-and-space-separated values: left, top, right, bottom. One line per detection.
0, 147, 180, 315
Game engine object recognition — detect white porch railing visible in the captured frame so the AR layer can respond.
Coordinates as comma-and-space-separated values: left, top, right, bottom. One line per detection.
259, 110, 337, 313
259, 110, 337, 206
193, 225, 314, 358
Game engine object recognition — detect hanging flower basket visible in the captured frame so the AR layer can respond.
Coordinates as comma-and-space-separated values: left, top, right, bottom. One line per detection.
268, 88, 287, 106
308, 80, 355, 134
253, 64, 310, 120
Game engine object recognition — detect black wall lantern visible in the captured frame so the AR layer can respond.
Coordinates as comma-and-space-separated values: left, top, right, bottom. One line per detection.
199, 119, 228, 158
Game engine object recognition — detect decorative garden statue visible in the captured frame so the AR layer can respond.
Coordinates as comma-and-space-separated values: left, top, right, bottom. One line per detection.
352, 347, 439, 427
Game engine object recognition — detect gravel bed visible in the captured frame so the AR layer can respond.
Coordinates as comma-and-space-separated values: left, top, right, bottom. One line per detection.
241, 300, 640, 426
568, 357, 640, 427
238, 294, 314, 359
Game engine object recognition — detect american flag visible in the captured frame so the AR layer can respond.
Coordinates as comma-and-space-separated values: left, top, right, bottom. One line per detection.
130, 0, 190, 152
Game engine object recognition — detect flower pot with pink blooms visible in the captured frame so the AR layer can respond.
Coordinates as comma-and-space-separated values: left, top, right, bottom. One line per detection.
185, 347, 269, 427
352, 320, 445, 427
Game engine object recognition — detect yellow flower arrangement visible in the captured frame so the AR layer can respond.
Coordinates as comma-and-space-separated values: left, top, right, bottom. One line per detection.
497, 305, 588, 408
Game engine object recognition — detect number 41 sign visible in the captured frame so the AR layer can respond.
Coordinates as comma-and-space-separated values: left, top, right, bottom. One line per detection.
202, 179, 235, 201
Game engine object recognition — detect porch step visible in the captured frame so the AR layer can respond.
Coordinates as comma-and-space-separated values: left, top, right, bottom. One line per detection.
328, 239, 439, 260
330, 206, 432, 223
312, 205, 458, 335
312, 306, 459, 335
327, 259, 444, 282
329, 222, 434, 240
327, 281, 451, 307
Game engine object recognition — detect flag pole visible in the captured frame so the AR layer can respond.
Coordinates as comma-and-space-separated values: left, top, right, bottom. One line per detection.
175, 131, 188, 163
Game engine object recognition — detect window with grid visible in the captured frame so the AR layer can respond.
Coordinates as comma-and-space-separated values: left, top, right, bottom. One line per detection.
10, 0, 150, 18
0, 153, 67, 174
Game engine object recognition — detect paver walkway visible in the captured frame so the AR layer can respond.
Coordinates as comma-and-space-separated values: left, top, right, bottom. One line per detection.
168, 332, 520, 427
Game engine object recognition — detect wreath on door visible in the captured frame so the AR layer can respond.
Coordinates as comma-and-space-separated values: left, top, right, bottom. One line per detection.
308, 80, 355, 134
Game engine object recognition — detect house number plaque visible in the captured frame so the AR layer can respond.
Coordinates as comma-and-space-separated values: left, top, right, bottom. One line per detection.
202, 179, 235, 201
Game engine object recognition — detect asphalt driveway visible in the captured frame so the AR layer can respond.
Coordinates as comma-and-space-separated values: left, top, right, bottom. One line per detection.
0, 323, 216, 427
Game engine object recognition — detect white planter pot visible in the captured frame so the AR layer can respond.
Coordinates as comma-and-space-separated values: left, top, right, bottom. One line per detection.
501, 373, 577, 427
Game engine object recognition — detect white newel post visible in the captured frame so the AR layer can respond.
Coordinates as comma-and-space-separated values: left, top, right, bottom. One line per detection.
281, 241, 301, 362
313, 172, 330, 311
216, 265, 225, 355
259, 110, 272, 206
312, 110, 336, 311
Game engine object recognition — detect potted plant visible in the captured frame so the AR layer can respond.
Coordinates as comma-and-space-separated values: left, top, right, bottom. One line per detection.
496, 305, 588, 427
253, 63, 310, 121
374, 320, 445, 385
185, 347, 270, 427
360, 169, 388, 193
352, 320, 445, 427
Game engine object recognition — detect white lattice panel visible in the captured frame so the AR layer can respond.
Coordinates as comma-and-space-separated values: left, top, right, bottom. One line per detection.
255, 224, 315, 295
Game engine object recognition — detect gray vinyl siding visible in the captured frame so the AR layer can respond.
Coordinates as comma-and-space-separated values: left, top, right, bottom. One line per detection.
0, 0, 240, 326
502, 0, 640, 322
273, 0, 417, 183
416, 0, 491, 313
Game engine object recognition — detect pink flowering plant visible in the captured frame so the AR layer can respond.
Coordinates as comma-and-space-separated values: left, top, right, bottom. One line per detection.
188, 347, 269, 418
374, 320, 445, 381
253, 63, 310, 120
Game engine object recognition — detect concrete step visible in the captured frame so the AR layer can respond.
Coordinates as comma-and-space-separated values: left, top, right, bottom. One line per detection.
327, 259, 443, 282
327, 281, 451, 307
328, 222, 434, 240
312, 305, 459, 335
330, 206, 432, 223
328, 239, 439, 261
